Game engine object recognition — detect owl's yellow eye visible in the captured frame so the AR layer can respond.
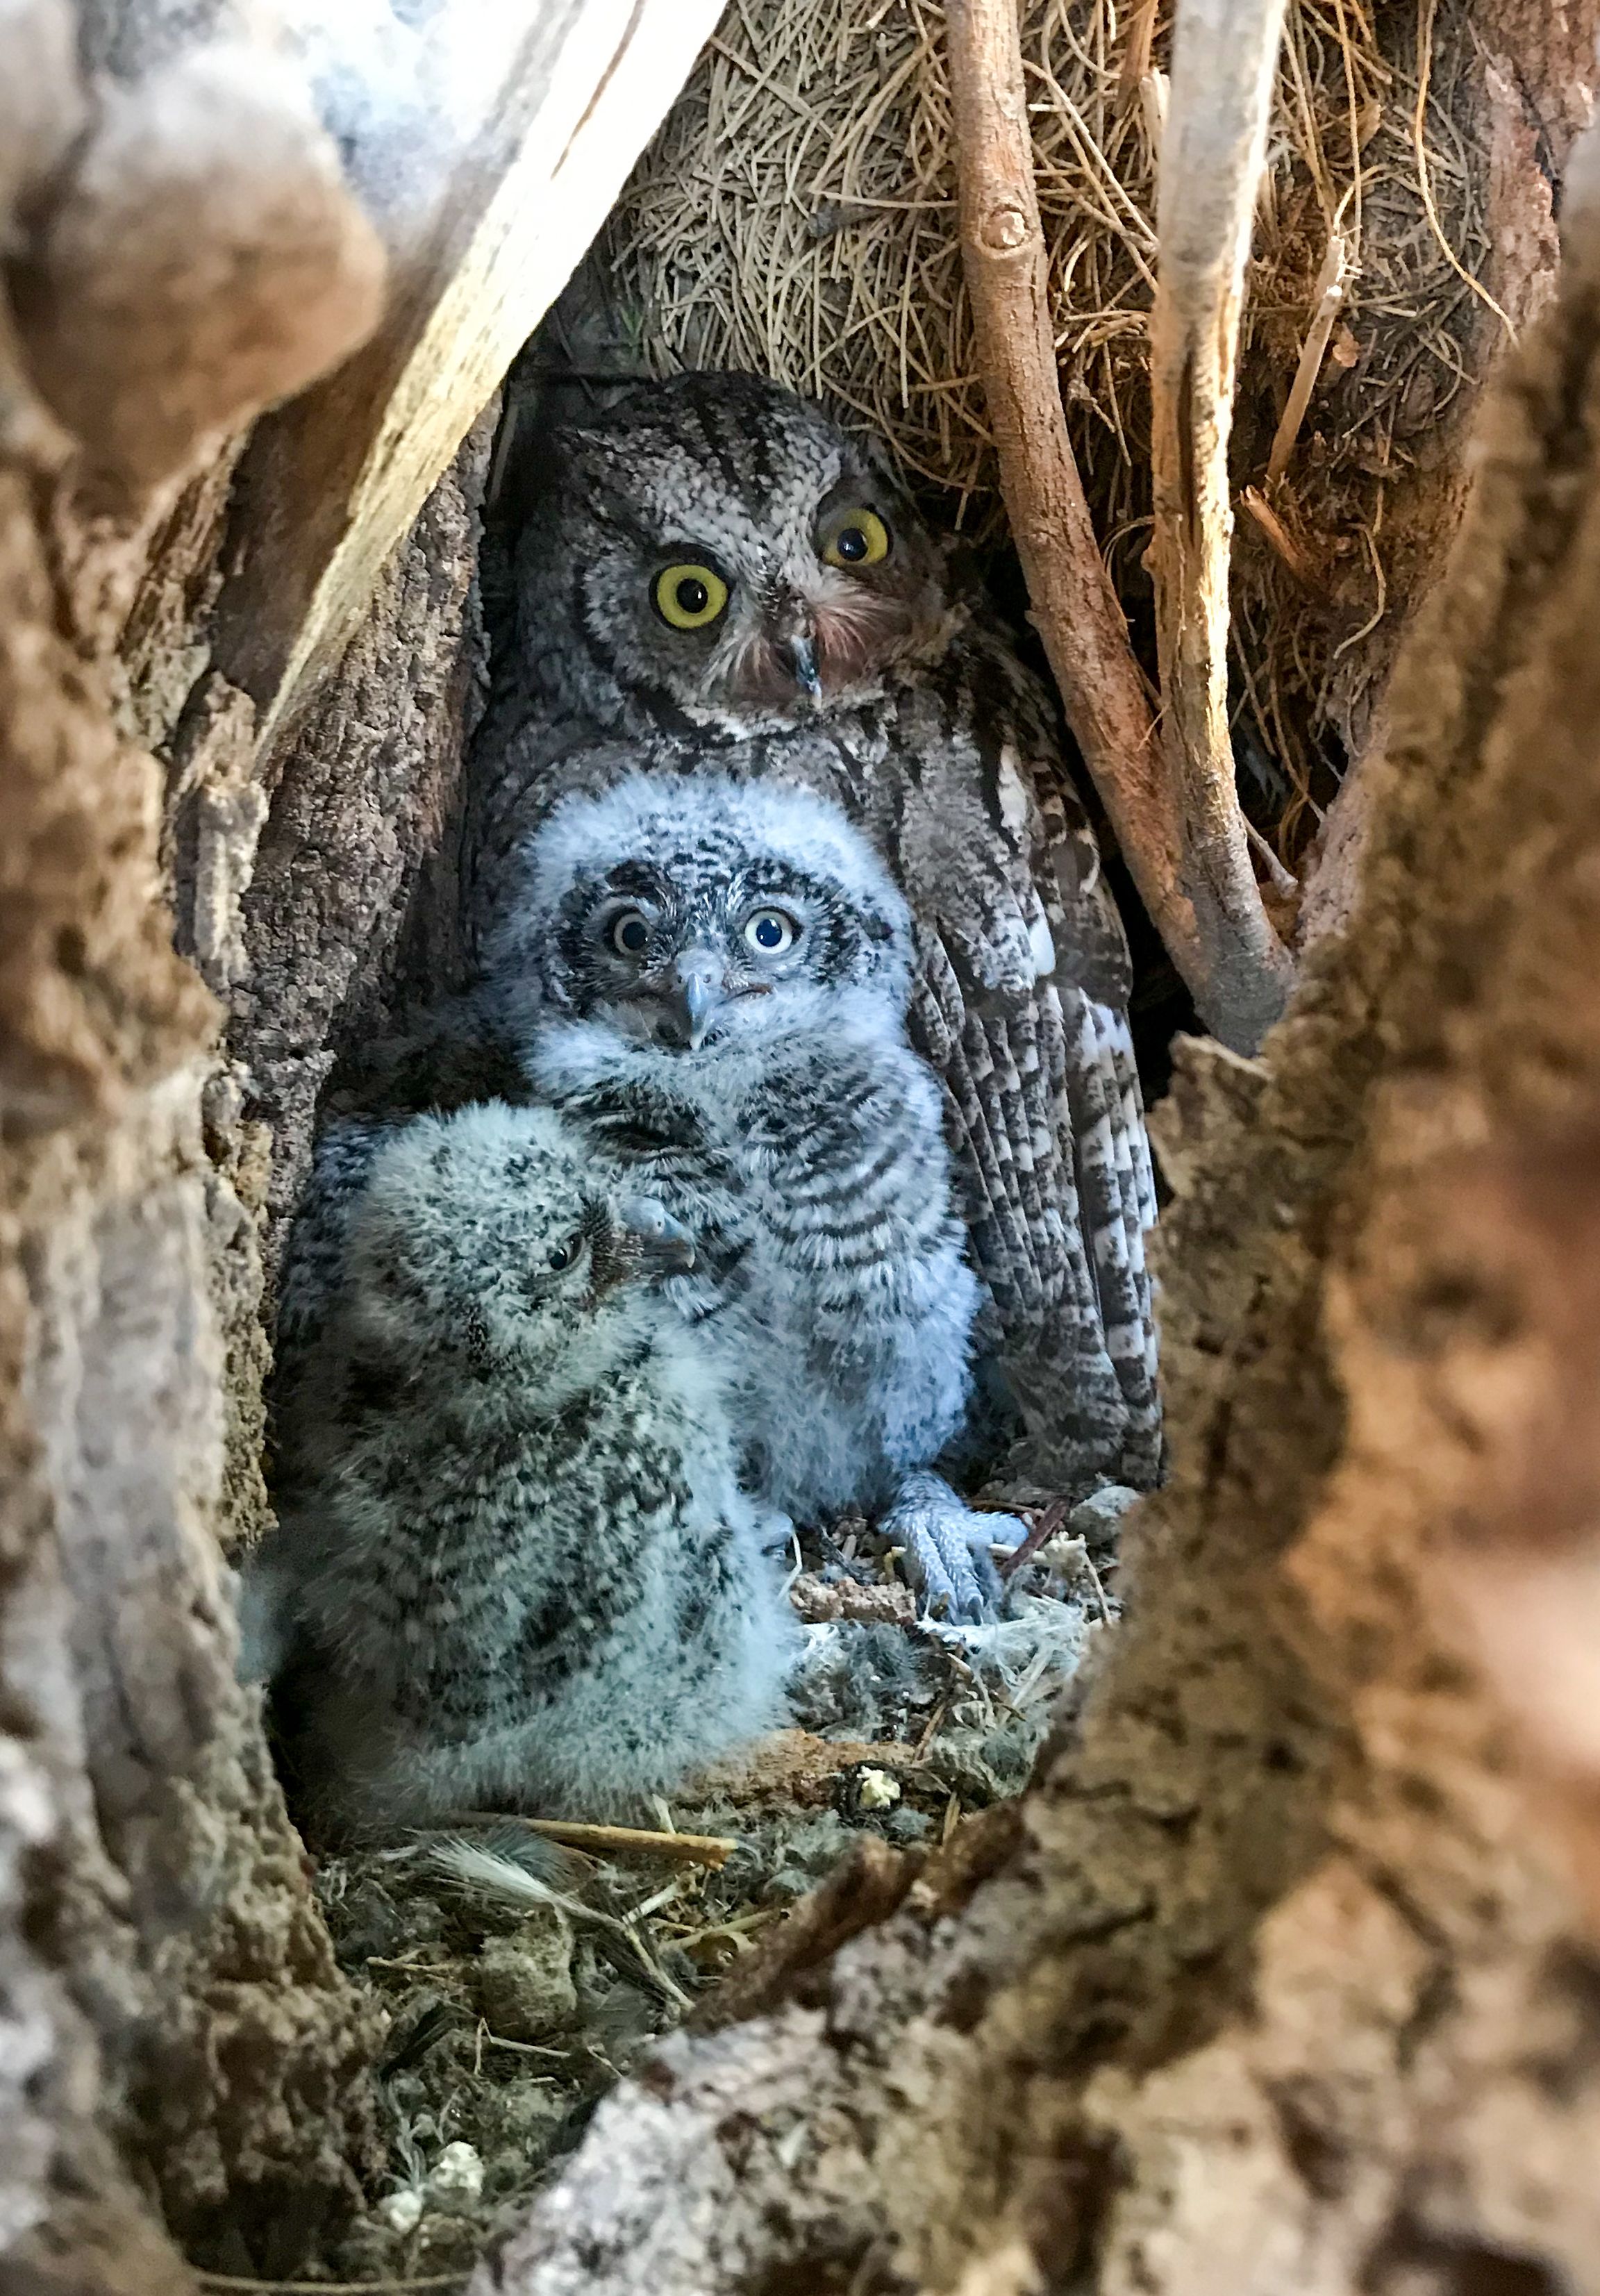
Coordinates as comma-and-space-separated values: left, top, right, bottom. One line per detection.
821, 509, 891, 569
653, 563, 729, 630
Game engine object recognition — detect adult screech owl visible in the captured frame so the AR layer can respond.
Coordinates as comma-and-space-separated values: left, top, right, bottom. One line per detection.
465, 370, 1159, 1499
492, 771, 1024, 1620
248, 1101, 799, 1834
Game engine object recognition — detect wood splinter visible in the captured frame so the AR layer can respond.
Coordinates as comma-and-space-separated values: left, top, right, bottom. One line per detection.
945, 0, 1294, 1056
1267, 219, 1353, 485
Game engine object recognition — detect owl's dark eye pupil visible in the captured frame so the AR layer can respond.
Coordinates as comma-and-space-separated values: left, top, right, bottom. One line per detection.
613, 914, 649, 955
675, 576, 709, 615
753, 915, 785, 949
835, 527, 869, 563
547, 1245, 571, 1270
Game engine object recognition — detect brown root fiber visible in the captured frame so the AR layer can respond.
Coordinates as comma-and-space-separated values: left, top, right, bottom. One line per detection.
476, 119, 1600, 2296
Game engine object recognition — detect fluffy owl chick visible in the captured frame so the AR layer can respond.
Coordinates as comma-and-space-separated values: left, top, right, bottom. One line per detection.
253, 1099, 799, 1836
490, 772, 1026, 1622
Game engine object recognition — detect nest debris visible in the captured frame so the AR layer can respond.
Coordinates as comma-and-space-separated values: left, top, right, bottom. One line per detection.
302, 1511, 1114, 2286
602, 0, 1505, 854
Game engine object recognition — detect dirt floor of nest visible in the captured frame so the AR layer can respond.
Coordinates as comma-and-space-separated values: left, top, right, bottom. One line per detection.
312, 1497, 1123, 2281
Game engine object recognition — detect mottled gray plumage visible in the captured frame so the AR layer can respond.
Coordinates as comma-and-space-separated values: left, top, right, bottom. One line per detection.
465, 370, 1160, 1495
492, 772, 1025, 1620
249, 1100, 798, 1834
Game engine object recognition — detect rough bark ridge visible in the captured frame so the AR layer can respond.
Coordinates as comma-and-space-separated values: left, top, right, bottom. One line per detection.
0, 406, 492, 2290
483, 149, 1600, 2296
0, 460, 386, 2288
0, 1, 391, 2265
232, 405, 494, 1318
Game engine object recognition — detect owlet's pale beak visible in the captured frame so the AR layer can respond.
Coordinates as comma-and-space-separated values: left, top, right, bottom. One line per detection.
615, 1196, 697, 1272
664, 949, 728, 1051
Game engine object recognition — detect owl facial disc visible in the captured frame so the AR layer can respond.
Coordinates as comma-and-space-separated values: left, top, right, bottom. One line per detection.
504, 774, 915, 1054
519, 374, 952, 732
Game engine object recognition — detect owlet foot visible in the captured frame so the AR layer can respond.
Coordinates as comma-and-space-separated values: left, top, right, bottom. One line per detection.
883, 1471, 1026, 1624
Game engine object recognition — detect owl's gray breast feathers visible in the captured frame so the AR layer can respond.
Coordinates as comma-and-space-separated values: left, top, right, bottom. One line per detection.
524, 1002, 977, 1523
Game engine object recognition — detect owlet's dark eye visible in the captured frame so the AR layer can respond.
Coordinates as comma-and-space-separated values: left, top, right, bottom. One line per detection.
744, 908, 797, 955
611, 910, 650, 957
545, 1237, 578, 1272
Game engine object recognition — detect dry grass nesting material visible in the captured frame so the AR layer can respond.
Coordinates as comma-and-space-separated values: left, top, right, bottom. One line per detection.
605, 0, 1505, 843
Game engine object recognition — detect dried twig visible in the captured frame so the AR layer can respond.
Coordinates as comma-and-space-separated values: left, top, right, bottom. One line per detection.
1083, 1552, 1114, 1627
1145, 0, 1298, 1050
938, 9, 1165, 972
996, 1497, 1069, 1581
1266, 219, 1352, 483
1240, 485, 1326, 595
438, 1811, 734, 1867
195, 2277, 467, 2293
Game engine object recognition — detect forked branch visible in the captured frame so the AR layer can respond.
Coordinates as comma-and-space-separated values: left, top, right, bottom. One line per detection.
946, 0, 1294, 1054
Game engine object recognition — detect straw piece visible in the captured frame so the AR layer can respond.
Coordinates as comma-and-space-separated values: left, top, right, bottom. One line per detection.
1267, 222, 1352, 483
438, 1811, 735, 1867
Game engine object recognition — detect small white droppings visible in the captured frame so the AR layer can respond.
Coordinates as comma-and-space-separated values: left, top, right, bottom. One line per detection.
855, 1767, 901, 1811
378, 2188, 424, 2236
428, 2140, 485, 2203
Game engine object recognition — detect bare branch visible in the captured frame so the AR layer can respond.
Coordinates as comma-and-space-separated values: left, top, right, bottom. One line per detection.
945, 0, 1293, 1054
1147, 0, 1297, 1050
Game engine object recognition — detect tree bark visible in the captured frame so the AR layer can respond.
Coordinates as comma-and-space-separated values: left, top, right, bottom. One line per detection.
210, 0, 727, 763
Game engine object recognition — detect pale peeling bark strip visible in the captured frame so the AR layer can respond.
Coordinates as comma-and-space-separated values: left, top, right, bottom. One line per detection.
945, 0, 1291, 1055
1147, 0, 1297, 1050
215, 0, 726, 763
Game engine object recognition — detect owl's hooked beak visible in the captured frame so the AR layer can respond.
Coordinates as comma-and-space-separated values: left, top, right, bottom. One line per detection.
662, 950, 728, 1051
614, 1196, 697, 1272
786, 631, 823, 704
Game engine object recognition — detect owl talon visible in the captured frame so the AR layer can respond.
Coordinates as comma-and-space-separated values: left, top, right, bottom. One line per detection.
884, 1473, 1026, 1625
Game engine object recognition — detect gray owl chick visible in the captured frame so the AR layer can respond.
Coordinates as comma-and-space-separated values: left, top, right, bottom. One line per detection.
490, 772, 1026, 1622
464, 369, 1160, 1500
250, 1099, 799, 1836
